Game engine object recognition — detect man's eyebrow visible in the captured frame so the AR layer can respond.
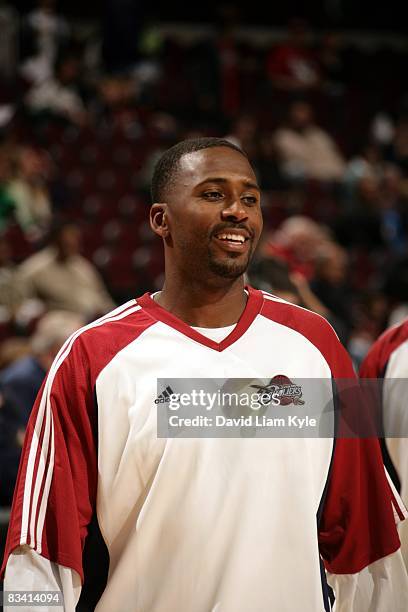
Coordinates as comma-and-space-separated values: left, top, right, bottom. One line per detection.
197, 177, 260, 191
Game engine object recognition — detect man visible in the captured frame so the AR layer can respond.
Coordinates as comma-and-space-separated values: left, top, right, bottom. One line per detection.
360, 319, 408, 569
16, 221, 115, 321
273, 100, 346, 182
1, 138, 407, 611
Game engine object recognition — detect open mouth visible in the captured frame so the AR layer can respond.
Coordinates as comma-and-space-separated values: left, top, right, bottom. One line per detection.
213, 231, 250, 252
216, 232, 247, 244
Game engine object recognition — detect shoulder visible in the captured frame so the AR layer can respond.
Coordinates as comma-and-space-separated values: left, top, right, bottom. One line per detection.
260, 289, 338, 339
360, 319, 408, 378
258, 289, 353, 376
18, 248, 55, 275
71, 254, 98, 271
65, 299, 152, 351
54, 300, 156, 379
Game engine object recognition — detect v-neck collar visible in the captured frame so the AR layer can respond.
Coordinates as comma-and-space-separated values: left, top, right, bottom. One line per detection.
137, 285, 263, 352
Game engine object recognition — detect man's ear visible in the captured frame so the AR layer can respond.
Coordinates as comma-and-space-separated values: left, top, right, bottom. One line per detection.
150, 203, 170, 238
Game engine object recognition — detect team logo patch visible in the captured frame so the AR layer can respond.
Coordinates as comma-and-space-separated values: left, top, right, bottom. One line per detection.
250, 375, 305, 406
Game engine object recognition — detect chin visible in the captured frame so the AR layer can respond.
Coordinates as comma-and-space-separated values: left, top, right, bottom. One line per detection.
209, 256, 250, 279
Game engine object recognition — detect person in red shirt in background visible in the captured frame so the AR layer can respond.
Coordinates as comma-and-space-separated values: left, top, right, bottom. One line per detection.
266, 18, 321, 94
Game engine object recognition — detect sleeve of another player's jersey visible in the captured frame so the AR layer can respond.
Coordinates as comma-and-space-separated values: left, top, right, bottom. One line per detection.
0, 335, 98, 592
317, 333, 408, 610
319, 436, 406, 573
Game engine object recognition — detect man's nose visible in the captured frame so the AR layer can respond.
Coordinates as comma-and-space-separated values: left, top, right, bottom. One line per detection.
221, 198, 248, 221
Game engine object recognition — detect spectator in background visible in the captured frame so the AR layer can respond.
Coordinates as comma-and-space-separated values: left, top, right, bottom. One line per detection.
248, 252, 349, 344
247, 256, 301, 304
225, 114, 259, 160
316, 31, 347, 97
273, 99, 346, 182
258, 216, 354, 341
16, 221, 116, 320
348, 291, 389, 368
25, 45, 87, 126
253, 133, 288, 191
19, 0, 70, 85
0, 309, 84, 430
385, 109, 408, 176
342, 140, 385, 211
0, 237, 20, 325
260, 215, 331, 281
336, 167, 407, 256
6, 145, 52, 242
0, 309, 84, 506
266, 18, 321, 94
310, 242, 352, 344
379, 164, 408, 255
91, 74, 142, 134
0, 338, 31, 372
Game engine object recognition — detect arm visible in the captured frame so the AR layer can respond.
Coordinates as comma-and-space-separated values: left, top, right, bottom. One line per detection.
4, 546, 81, 612
1, 331, 98, 605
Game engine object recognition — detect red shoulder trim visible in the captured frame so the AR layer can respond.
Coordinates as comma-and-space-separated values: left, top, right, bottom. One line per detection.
260, 293, 355, 378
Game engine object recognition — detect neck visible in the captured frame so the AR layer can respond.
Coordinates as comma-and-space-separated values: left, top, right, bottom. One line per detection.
155, 275, 248, 328
54, 247, 70, 262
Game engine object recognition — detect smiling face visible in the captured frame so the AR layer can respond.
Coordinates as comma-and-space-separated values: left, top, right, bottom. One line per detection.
151, 146, 263, 284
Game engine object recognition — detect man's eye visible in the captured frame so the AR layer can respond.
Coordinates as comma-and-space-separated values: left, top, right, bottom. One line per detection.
203, 191, 223, 199
242, 195, 258, 205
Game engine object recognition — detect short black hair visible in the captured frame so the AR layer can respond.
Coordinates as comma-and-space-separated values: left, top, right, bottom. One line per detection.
150, 137, 248, 202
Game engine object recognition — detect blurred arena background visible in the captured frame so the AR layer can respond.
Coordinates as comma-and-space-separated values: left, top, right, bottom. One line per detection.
0, 0, 408, 589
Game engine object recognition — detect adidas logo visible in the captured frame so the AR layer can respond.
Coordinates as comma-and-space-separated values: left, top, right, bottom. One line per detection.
155, 386, 175, 404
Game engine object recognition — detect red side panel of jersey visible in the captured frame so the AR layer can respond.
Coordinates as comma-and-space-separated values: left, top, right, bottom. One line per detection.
1, 306, 155, 582
359, 320, 408, 378
261, 296, 403, 574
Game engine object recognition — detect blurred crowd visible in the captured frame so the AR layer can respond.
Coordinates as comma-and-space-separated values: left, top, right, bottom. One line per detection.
0, 1, 408, 507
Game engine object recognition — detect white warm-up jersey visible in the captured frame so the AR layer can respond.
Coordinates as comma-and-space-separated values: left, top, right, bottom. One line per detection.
360, 319, 408, 569
2, 287, 407, 611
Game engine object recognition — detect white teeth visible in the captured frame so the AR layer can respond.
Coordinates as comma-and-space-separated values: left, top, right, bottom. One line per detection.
216, 233, 245, 243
